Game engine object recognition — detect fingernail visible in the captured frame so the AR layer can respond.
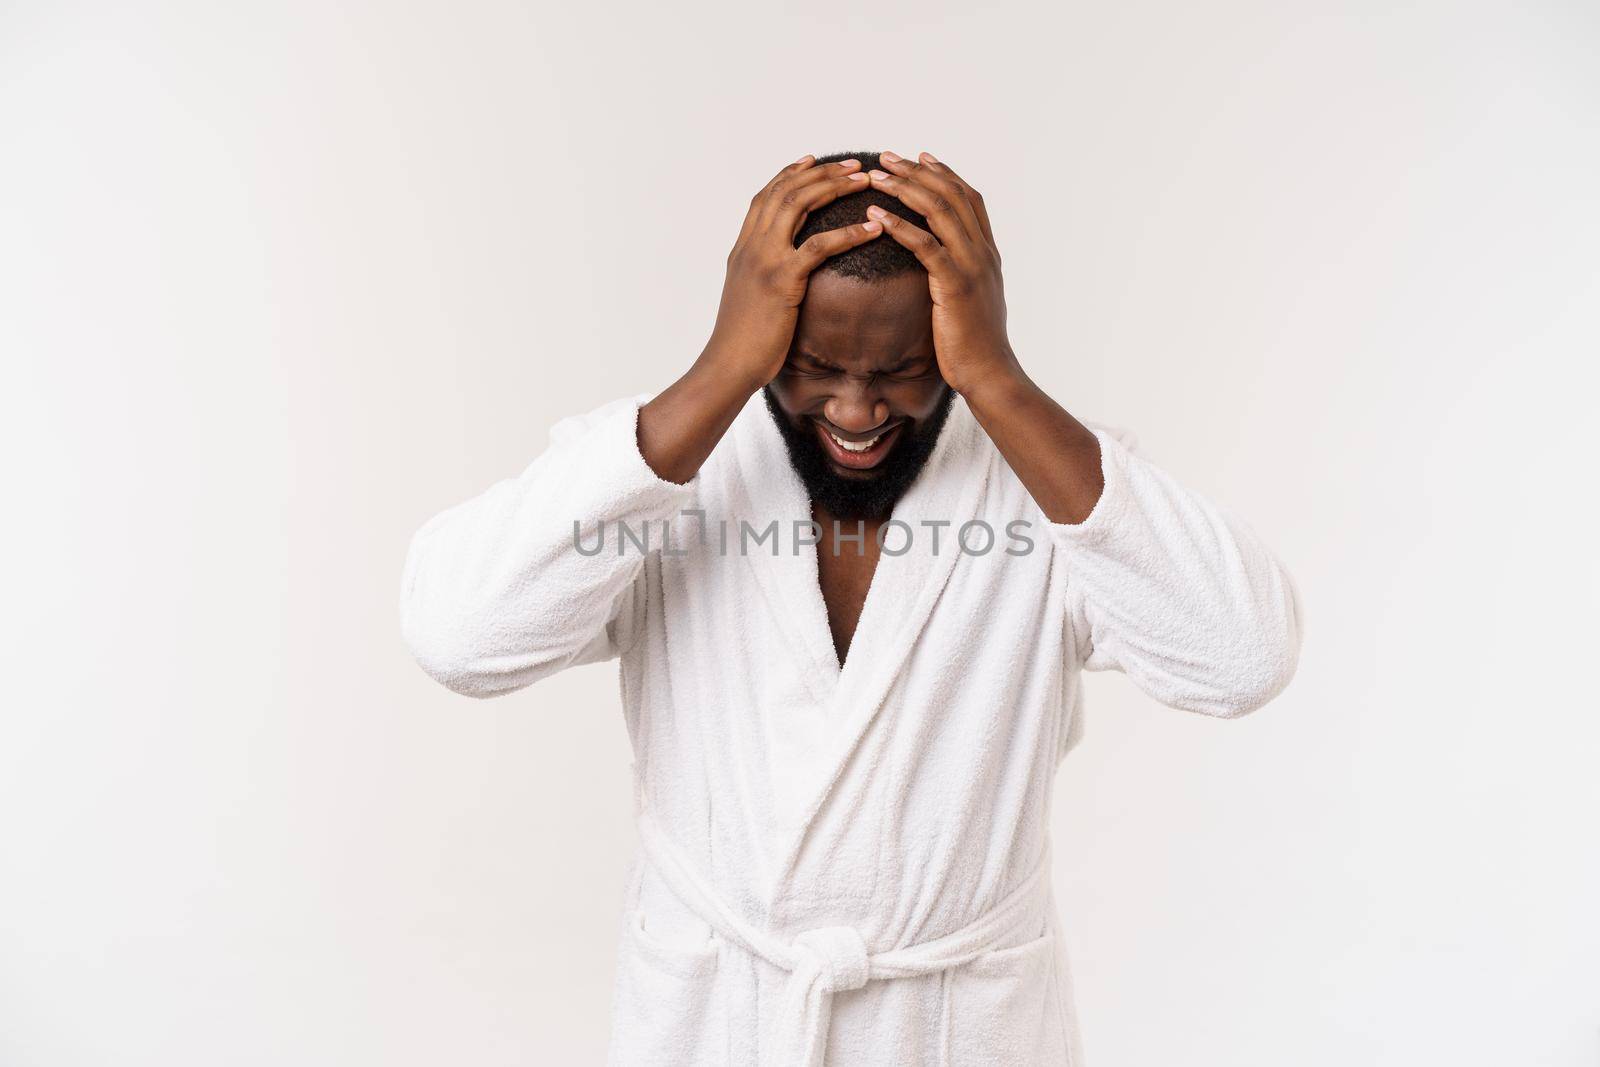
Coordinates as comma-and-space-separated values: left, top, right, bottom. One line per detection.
865, 205, 887, 220
846, 172, 869, 182
837, 157, 861, 169
863, 220, 882, 233
880, 150, 902, 163
869, 169, 889, 181
796, 153, 813, 164
920, 151, 939, 163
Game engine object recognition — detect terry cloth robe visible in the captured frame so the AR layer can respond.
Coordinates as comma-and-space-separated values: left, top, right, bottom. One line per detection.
400, 389, 1302, 1067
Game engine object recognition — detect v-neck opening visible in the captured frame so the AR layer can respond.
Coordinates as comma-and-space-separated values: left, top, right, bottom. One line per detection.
812, 521, 898, 694
724, 389, 993, 858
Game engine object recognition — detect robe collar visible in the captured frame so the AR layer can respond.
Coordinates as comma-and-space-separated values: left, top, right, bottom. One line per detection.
724, 387, 993, 875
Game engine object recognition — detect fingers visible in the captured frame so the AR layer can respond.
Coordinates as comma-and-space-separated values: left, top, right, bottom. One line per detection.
782, 168, 873, 239
756, 154, 824, 208
867, 150, 985, 251
756, 157, 864, 233
793, 219, 885, 273
863, 204, 956, 276
738, 154, 818, 245
913, 151, 995, 247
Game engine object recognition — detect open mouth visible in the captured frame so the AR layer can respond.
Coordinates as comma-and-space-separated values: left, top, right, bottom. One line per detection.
814, 419, 905, 472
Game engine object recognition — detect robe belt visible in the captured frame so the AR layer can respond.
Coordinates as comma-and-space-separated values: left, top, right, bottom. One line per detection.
635, 810, 1054, 1067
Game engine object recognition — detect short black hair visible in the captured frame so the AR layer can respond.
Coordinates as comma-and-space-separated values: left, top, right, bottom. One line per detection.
793, 151, 931, 282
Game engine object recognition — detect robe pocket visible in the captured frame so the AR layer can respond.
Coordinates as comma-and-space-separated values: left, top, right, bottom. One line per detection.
946, 930, 1070, 1066
605, 907, 723, 1067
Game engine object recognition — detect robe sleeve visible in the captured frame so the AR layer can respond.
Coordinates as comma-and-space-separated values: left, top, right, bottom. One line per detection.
1050, 426, 1303, 718
400, 393, 697, 698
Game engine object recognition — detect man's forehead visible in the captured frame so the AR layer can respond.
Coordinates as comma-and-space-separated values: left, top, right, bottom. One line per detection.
797, 270, 931, 334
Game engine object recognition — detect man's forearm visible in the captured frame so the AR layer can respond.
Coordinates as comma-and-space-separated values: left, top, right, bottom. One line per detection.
637, 344, 762, 485
856, 152, 1105, 525
961, 368, 1105, 526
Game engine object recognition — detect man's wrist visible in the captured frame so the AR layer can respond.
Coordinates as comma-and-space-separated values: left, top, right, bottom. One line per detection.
696, 336, 772, 398
951, 351, 1031, 410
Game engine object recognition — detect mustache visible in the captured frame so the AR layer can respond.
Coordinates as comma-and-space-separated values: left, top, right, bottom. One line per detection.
810, 415, 904, 437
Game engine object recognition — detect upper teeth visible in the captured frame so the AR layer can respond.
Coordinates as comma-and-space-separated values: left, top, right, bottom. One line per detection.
830, 431, 883, 452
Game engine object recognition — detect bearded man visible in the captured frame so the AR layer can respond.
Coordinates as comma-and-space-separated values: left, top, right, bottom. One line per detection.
401, 149, 1302, 1066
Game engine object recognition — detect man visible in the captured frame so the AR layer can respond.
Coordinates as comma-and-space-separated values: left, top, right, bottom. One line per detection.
400, 149, 1302, 1066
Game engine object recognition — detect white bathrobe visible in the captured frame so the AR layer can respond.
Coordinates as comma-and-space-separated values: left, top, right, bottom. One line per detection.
400, 389, 1301, 1066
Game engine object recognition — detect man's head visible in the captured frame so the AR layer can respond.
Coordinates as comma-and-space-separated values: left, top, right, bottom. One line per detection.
764, 151, 955, 521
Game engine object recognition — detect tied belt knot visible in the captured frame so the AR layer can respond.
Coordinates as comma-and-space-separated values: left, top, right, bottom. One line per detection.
791, 925, 871, 994
635, 810, 1054, 1067
779, 925, 871, 1065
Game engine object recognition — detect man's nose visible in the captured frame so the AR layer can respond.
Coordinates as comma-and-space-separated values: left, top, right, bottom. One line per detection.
823, 380, 890, 434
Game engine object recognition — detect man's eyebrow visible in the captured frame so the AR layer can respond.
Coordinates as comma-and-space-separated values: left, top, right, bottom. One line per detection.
791, 350, 933, 373
882, 355, 933, 373
792, 349, 844, 370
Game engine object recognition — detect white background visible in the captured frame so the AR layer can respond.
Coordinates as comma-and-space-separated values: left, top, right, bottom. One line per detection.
3, 2, 1597, 1064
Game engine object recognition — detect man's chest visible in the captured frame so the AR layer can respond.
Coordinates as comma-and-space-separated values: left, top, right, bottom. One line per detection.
813, 515, 886, 667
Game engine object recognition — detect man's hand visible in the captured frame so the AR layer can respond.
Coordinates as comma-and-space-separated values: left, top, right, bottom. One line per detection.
868, 150, 1106, 524
638, 155, 881, 485
706, 154, 885, 392
863, 151, 1021, 397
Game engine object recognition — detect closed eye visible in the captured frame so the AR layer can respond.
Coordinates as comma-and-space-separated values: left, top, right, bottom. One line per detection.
881, 362, 937, 381
781, 356, 935, 382
782, 363, 837, 379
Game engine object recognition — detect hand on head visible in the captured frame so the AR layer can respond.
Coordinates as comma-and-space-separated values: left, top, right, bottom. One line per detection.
705, 155, 885, 392
704, 150, 1017, 400
862, 151, 1017, 397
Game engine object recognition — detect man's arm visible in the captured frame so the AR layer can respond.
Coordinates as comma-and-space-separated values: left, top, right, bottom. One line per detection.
861, 151, 1106, 523
868, 151, 1301, 715
401, 156, 881, 696
639, 154, 884, 483
1052, 426, 1304, 716
400, 395, 691, 698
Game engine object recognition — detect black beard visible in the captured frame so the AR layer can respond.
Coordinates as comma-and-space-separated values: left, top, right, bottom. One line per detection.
762, 385, 955, 521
